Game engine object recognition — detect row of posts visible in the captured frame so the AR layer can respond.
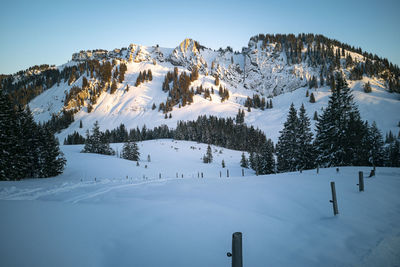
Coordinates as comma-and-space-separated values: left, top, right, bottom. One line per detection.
85, 168, 248, 183
329, 167, 375, 216
227, 167, 376, 267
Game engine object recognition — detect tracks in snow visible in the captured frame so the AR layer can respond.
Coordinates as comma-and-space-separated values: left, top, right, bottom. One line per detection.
0, 178, 181, 203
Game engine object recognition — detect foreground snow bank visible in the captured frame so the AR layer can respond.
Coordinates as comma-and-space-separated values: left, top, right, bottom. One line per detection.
0, 140, 399, 267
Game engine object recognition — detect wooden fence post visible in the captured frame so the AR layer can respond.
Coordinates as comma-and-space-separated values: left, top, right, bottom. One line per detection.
242, 169, 244, 176
329, 181, 339, 215
159, 173, 161, 179
227, 232, 243, 267
227, 169, 229, 178
357, 171, 364, 192
220, 171, 222, 178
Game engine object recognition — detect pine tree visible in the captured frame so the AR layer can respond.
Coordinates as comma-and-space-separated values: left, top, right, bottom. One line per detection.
385, 140, 400, 167
249, 152, 256, 169
314, 73, 366, 167
82, 76, 88, 88
16, 106, 41, 178
240, 152, 249, 168
110, 79, 118, 94
135, 72, 142, 87
79, 120, 83, 128
313, 111, 318, 121
236, 109, 245, 124
364, 81, 372, 93
215, 75, 220, 86
222, 159, 225, 168
203, 144, 213, 163
276, 103, 300, 172
82, 121, 115, 155
0, 89, 66, 180
366, 121, 385, 166
121, 141, 140, 161
309, 92, 316, 103
257, 140, 275, 174
0, 89, 20, 180
38, 126, 66, 177
320, 73, 324, 87
297, 104, 315, 170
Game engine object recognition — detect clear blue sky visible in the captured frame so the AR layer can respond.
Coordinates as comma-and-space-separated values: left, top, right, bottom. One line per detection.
1, 0, 399, 74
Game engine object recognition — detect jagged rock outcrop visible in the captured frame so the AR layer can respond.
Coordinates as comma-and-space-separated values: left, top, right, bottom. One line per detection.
169, 38, 208, 72
243, 41, 310, 96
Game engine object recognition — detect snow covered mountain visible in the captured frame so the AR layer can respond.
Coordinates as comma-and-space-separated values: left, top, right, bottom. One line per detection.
2, 34, 399, 143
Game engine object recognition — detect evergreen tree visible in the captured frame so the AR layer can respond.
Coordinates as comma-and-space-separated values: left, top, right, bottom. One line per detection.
16, 106, 42, 178
222, 159, 225, 168
313, 111, 318, 121
385, 131, 395, 143
0, 89, 66, 180
297, 104, 315, 170
79, 120, 83, 128
257, 140, 275, 174
276, 103, 300, 172
385, 140, 400, 167
121, 141, 140, 161
240, 152, 249, 168
0, 90, 20, 180
38, 126, 66, 177
82, 121, 115, 155
215, 75, 220, 86
309, 92, 316, 103
320, 73, 324, 87
249, 152, 256, 169
203, 144, 213, 163
366, 121, 385, 166
110, 79, 118, 94
236, 109, 245, 124
314, 73, 366, 167
363, 81, 372, 93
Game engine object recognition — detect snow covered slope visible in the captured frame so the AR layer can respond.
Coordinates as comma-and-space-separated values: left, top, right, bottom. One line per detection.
22, 36, 400, 143
0, 140, 399, 267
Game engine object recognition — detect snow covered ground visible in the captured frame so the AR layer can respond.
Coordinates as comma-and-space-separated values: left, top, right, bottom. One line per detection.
1, 140, 400, 267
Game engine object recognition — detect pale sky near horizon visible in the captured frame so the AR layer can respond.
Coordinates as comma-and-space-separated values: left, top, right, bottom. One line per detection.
1, 0, 399, 74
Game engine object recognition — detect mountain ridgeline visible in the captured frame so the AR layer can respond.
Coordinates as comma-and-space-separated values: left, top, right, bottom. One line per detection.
1, 33, 399, 173
1, 34, 399, 114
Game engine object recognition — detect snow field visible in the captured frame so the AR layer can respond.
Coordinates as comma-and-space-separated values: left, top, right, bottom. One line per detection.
1, 140, 400, 267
